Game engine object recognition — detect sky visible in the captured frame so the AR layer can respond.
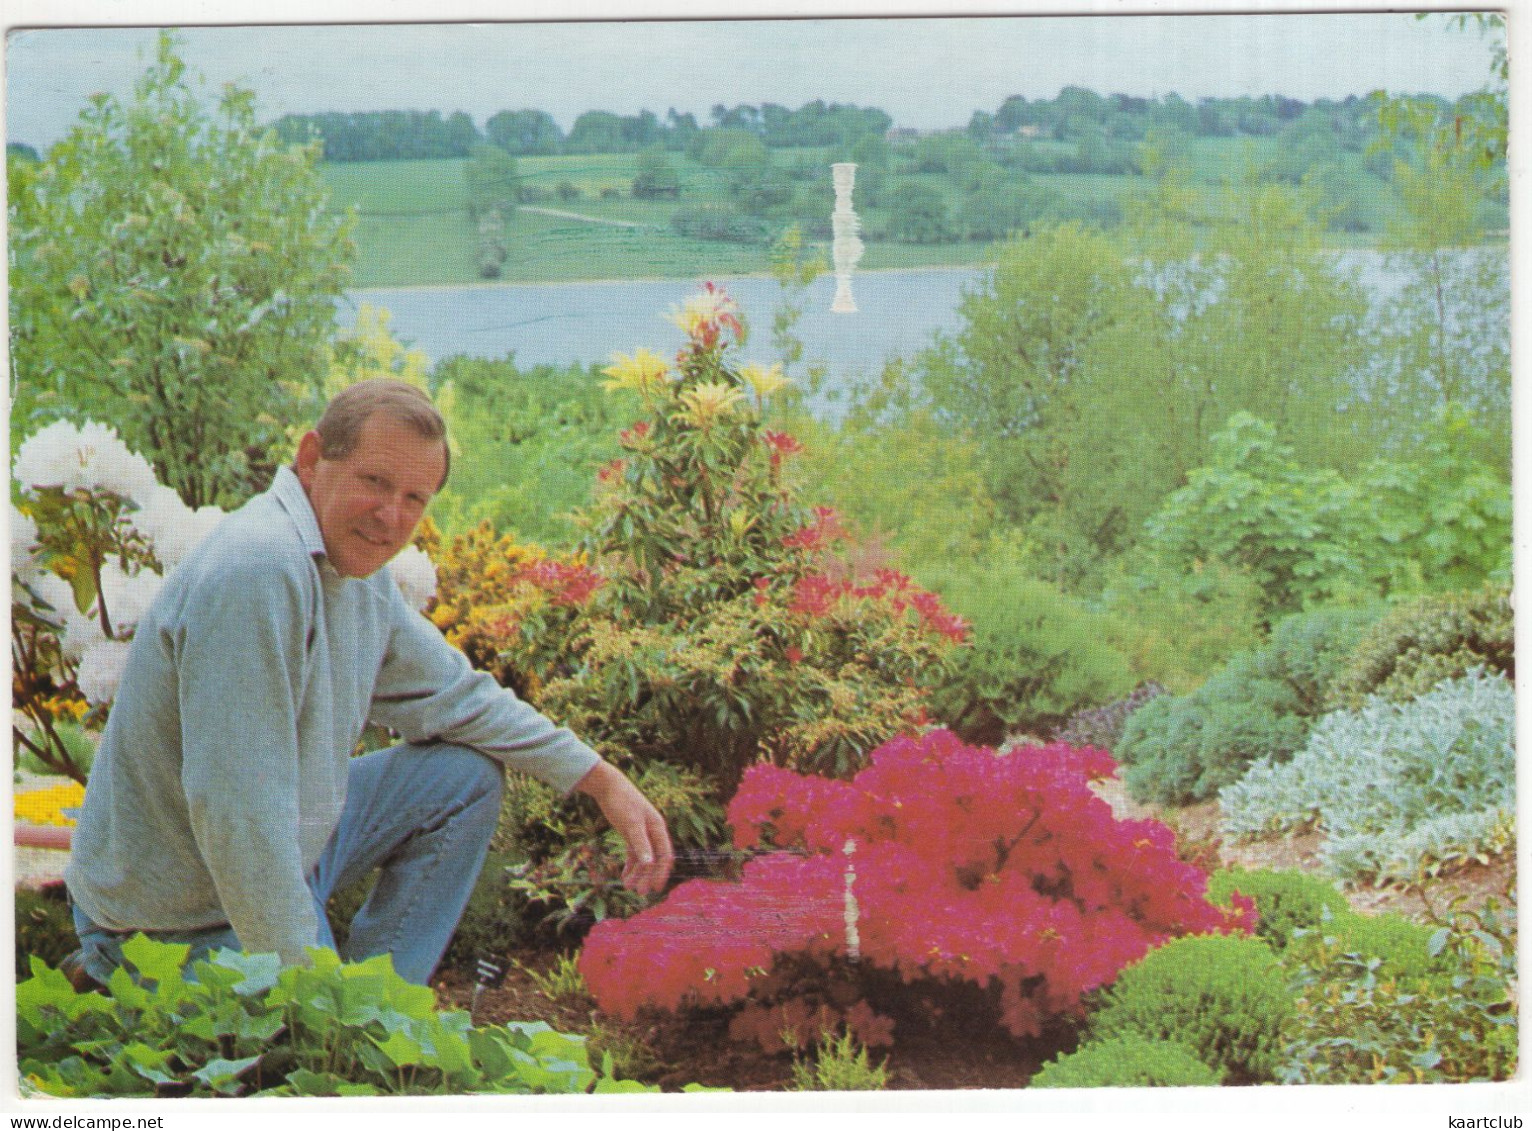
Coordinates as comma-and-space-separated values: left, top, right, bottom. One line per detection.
3, 3, 1506, 153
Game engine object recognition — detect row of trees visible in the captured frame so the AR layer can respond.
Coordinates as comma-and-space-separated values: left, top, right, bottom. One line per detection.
273, 109, 480, 161
969, 87, 1370, 145
268, 100, 893, 162
255, 88, 1486, 170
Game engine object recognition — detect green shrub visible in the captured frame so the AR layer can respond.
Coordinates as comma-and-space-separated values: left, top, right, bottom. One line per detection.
923, 549, 1136, 743
428, 355, 631, 545
15, 883, 76, 979
1121, 680, 1308, 805
1141, 414, 1373, 618
1209, 869, 1447, 979
1327, 584, 1513, 709
444, 851, 533, 968
1206, 868, 1350, 951
1030, 1034, 1222, 1088
1257, 604, 1386, 713
18, 937, 701, 1097
1050, 681, 1167, 751
1281, 897, 1517, 1084
1140, 412, 1510, 620
501, 762, 727, 942
669, 205, 771, 243
1117, 605, 1381, 805
532, 287, 963, 795
789, 1031, 889, 1092
493, 762, 724, 862
1287, 909, 1448, 985
792, 386, 999, 574
1220, 670, 1515, 884
1088, 933, 1293, 1085
1100, 557, 1267, 693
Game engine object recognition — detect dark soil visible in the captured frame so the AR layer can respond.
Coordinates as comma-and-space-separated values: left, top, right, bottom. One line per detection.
435, 954, 1060, 1092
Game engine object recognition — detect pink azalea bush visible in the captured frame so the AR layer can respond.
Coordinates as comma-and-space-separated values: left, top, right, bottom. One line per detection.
580, 729, 1255, 1050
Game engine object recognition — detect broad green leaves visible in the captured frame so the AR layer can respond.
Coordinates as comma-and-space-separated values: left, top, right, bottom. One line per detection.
1143, 411, 1510, 618
18, 938, 690, 1097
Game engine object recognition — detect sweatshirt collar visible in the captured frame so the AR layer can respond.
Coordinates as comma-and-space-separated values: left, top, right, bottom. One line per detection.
271, 465, 328, 562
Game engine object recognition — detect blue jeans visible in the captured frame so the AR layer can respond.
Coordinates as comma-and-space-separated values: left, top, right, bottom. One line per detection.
71, 741, 504, 986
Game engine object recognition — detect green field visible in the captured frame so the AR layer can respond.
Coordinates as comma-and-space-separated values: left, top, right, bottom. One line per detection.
320, 145, 1418, 288
321, 151, 1093, 287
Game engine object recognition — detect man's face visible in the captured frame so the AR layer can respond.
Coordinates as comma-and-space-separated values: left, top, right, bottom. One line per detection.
294, 413, 447, 579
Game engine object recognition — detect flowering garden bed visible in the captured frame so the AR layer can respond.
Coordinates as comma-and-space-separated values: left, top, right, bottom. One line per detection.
12, 285, 1516, 1095
434, 775, 1515, 1092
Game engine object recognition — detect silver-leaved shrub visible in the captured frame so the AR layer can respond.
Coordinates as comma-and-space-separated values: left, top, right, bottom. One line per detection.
1218, 669, 1514, 884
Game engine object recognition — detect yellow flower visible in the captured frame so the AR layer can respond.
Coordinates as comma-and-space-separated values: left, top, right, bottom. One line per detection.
739, 362, 792, 402
663, 284, 743, 348
671, 382, 746, 431
666, 291, 725, 336
14, 782, 86, 827
39, 694, 88, 722
601, 348, 673, 395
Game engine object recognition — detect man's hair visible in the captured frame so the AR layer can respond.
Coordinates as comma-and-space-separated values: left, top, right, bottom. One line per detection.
312, 378, 450, 488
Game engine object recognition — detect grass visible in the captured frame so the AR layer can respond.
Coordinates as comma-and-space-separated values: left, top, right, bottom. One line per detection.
516, 952, 589, 1006
323, 159, 480, 286
319, 146, 1427, 288
789, 1031, 890, 1091
508, 208, 768, 284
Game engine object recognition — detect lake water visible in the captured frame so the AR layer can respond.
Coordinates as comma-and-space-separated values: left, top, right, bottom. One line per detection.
344, 251, 1507, 412
345, 268, 984, 394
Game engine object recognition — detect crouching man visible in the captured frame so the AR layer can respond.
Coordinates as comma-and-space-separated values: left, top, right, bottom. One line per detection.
63, 378, 672, 987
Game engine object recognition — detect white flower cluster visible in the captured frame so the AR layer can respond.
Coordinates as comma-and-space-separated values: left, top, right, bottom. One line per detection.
132, 484, 227, 570
13, 419, 158, 503
11, 420, 227, 707
10, 506, 40, 585
76, 640, 133, 707
21, 565, 157, 706
388, 544, 438, 611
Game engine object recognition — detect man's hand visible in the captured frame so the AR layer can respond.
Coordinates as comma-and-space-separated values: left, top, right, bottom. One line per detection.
573, 760, 674, 895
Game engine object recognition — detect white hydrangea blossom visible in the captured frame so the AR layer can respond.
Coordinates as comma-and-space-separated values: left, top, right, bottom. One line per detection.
36, 565, 162, 662
96, 563, 165, 637
134, 484, 225, 569
11, 506, 40, 584
12, 419, 158, 504
77, 639, 133, 706
132, 484, 194, 549
28, 572, 103, 665
388, 545, 438, 611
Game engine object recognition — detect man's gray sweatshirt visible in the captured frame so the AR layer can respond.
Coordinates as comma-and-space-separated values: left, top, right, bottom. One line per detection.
65, 467, 600, 966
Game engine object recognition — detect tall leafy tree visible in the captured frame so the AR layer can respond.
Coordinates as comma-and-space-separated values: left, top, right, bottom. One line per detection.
565, 110, 628, 153
485, 108, 564, 155
918, 174, 1371, 586
917, 221, 1149, 567
1365, 14, 1509, 464
9, 31, 355, 508
464, 143, 520, 220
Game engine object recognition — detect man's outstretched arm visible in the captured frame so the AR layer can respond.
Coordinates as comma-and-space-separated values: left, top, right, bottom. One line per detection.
572, 759, 675, 895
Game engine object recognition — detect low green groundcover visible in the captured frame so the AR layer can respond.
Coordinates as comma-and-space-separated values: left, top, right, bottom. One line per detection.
1031, 1034, 1221, 1088
18, 935, 723, 1097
